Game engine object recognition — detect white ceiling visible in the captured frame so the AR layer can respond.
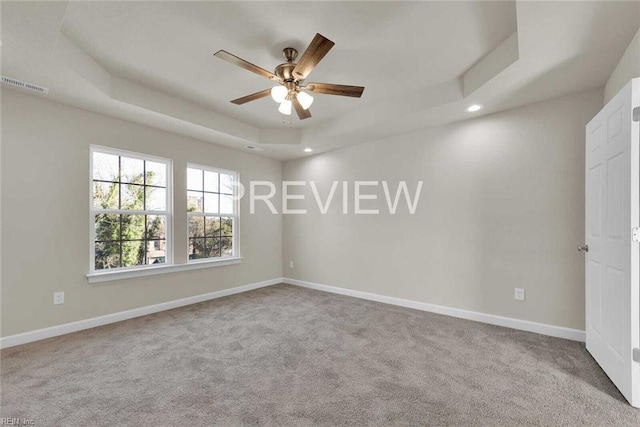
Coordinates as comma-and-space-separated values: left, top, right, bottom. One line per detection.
1, 1, 638, 160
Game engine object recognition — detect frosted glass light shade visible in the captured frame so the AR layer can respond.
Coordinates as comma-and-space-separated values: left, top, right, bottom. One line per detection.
271, 86, 287, 103
278, 99, 292, 115
296, 91, 314, 110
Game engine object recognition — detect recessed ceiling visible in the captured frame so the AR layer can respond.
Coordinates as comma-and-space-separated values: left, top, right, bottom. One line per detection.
1, 1, 638, 160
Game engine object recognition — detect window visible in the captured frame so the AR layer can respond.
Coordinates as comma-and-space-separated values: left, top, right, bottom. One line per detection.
90, 146, 171, 271
187, 164, 238, 261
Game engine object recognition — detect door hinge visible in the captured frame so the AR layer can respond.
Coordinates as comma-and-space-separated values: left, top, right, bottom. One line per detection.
634, 348, 640, 363
633, 107, 639, 122
633, 227, 640, 243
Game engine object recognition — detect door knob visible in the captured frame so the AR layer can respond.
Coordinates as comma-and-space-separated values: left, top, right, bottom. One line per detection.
577, 244, 589, 252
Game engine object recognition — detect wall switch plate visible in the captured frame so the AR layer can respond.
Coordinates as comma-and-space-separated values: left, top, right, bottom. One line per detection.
514, 288, 525, 301
53, 292, 64, 305
289, 261, 294, 269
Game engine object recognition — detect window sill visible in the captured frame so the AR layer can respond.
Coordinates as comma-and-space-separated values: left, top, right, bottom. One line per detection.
87, 257, 243, 284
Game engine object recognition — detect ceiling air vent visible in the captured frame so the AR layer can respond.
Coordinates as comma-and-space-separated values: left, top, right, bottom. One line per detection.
1, 76, 49, 94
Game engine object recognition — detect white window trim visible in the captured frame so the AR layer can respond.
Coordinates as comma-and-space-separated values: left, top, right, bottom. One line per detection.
186, 163, 240, 262
86, 257, 243, 284
89, 145, 174, 273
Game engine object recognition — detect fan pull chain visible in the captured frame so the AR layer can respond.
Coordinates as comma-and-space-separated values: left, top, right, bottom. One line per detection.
280, 114, 294, 128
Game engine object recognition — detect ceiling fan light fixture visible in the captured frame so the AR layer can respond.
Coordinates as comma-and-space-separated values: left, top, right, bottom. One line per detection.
296, 91, 314, 110
278, 99, 292, 115
271, 86, 287, 103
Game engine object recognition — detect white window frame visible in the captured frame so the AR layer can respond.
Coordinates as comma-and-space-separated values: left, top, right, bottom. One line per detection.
187, 163, 240, 263
89, 145, 173, 273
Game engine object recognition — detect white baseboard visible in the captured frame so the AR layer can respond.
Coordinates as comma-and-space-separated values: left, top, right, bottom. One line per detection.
1, 277, 586, 349
0, 277, 283, 349
283, 278, 586, 342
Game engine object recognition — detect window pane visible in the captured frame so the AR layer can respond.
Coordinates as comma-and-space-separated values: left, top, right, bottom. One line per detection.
146, 215, 166, 240
91, 149, 172, 272
220, 194, 233, 214
147, 240, 166, 265
121, 157, 144, 184
121, 184, 145, 210
95, 241, 120, 269
121, 214, 146, 240
146, 161, 166, 187
221, 217, 233, 236
93, 152, 119, 181
189, 216, 204, 238
95, 214, 120, 241
189, 238, 205, 260
145, 187, 166, 211
220, 236, 233, 257
186, 167, 237, 263
204, 193, 219, 214
204, 171, 219, 192
93, 181, 119, 209
220, 174, 234, 194
187, 168, 203, 191
205, 217, 221, 237
205, 237, 221, 258
187, 191, 203, 212
122, 240, 145, 267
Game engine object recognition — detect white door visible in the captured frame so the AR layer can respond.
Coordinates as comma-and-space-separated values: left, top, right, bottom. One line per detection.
585, 78, 640, 408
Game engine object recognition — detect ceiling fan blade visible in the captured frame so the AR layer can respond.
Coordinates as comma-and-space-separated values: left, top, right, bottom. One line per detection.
230, 88, 272, 105
305, 83, 365, 98
214, 50, 278, 81
292, 34, 335, 80
292, 96, 312, 120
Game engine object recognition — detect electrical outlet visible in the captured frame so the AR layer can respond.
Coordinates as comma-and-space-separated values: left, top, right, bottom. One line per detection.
53, 292, 64, 305
514, 288, 525, 301
289, 260, 294, 269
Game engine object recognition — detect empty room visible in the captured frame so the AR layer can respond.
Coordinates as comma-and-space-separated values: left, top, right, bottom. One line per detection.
1, 0, 640, 425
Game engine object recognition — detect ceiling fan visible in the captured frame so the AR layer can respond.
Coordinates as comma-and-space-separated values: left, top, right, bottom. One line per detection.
214, 33, 365, 120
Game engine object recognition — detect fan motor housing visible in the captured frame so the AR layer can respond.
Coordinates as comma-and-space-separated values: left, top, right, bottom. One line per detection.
275, 62, 297, 82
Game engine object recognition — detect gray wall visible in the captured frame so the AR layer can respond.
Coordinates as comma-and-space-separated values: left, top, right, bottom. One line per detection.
604, 26, 640, 103
0, 86, 608, 337
1, 90, 282, 337
282, 89, 603, 330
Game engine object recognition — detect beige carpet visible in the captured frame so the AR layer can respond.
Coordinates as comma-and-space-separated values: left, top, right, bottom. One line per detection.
1, 284, 639, 426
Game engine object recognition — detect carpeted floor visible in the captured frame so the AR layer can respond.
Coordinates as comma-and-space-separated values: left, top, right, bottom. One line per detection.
1, 284, 639, 426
